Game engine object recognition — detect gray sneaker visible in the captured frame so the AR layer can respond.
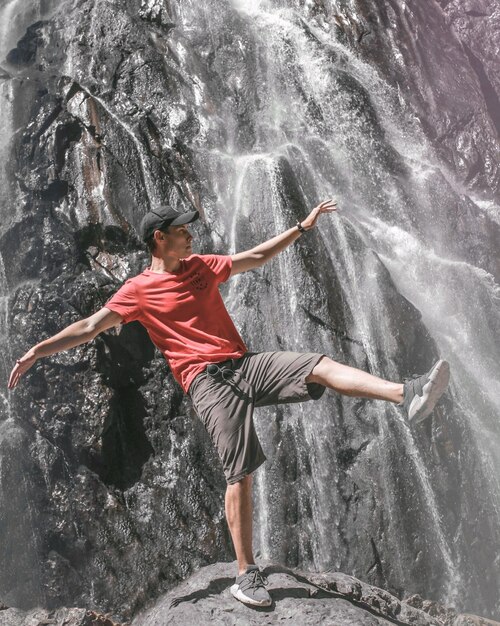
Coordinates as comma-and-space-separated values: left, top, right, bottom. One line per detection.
400, 359, 450, 423
230, 565, 271, 607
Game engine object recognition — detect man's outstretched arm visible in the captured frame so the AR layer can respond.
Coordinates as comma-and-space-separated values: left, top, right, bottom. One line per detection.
7, 307, 123, 389
229, 198, 337, 277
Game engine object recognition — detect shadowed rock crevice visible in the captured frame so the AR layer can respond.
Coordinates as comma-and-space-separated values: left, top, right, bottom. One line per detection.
87, 386, 154, 491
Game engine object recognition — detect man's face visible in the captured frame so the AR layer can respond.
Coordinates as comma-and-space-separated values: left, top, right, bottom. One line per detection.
156, 224, 193, 258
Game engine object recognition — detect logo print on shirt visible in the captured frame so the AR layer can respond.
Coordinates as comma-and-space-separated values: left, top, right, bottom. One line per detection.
191, 271, 208, 291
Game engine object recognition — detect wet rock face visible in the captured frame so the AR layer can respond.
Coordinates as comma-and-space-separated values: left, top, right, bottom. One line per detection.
439, 0, 500, 136
334, 0, 500, 199
0, 0, 499, 623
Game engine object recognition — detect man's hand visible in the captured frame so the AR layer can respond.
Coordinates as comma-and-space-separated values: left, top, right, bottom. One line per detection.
300, 198, 338, 231
8, 348, 38, 389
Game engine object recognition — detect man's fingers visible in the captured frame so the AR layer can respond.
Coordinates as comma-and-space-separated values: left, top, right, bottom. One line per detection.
317, 199, 338, 211
8, 369, 17, 389
303, 198, 340, 229
317, 203, 338, 213
8, 363, 24, 389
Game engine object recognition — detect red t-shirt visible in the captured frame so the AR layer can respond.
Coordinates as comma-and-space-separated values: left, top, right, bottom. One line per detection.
104, 254, 247, 393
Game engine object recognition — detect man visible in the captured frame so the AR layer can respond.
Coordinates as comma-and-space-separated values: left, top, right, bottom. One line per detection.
8, 201, 450, 608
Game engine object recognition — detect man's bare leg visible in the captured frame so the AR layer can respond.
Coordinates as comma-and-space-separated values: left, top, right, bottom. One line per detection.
225, 474, 255, 575
306, 356, 404, 403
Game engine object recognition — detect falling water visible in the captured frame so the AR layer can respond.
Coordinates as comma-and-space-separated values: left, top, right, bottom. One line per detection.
0, 254, 12, 418
0, 0, 37, 415
178, 0, 500, 606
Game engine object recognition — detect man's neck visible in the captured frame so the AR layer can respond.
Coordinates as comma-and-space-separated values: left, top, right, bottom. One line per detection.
149, 254, 183, 274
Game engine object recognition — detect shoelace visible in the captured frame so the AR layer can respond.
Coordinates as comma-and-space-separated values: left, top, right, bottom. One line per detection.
401, 373, 426, 409
403, 373, 422, 383
245, 569, 269, 589
397, 373, 418, 409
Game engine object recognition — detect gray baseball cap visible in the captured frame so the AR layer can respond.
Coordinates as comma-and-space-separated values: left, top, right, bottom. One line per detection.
140, 205, 199, 241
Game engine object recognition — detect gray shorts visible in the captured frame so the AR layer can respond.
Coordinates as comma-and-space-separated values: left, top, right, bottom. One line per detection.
188, 351, 327, 484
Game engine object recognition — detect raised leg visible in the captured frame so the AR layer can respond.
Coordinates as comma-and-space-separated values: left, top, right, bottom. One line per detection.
225, 474, 255, 575
306, 356, 404, 403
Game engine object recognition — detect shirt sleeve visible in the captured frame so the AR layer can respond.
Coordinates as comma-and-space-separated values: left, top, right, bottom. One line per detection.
200, 254, 232, 284
104, 279, 141, 324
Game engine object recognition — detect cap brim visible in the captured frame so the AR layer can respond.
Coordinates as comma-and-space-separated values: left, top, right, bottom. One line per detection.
170, 210, 199, 225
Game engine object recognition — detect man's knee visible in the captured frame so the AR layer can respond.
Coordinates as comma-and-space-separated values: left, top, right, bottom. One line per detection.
306, 355, 334, 384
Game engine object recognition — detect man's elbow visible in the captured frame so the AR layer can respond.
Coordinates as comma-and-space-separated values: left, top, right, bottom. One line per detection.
82, 316, 107, 341
84, 308, 123, 339
82, 319, 99, 341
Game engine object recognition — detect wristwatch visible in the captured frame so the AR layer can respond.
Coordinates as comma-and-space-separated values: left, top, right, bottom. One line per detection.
296, 221, 307, 233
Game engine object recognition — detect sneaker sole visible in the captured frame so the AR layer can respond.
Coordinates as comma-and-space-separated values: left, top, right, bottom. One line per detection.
410, 359, 450, 423
230, 584, 272, 607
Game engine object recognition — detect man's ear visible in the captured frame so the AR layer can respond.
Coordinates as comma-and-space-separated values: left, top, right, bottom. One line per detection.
153, 229, 166, 244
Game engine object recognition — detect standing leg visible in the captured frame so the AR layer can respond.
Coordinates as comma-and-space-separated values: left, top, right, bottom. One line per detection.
190, 365, 270, 606
226, 473, 271, 606
306, 356, 404, 403
225, 474, 255, 575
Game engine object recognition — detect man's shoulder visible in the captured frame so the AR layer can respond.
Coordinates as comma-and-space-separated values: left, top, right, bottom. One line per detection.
112, 269, 154, 295
122, 271, 148, 285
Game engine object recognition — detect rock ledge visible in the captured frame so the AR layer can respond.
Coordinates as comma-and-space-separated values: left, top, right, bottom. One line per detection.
1, 562, 498, 626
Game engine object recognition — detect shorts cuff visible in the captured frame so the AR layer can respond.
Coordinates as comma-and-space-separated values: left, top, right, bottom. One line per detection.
226, 456, 267, 485
305, 353, 327, 400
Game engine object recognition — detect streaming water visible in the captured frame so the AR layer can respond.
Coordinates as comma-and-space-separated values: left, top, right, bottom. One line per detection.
0, 0, 60, 607
178, 0, 500, 606
0, 0, 32, 417
0, 254, 12, 418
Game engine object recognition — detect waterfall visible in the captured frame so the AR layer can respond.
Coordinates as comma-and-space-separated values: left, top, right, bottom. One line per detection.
0, 0, 498, 617
182, 0, 499, 607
